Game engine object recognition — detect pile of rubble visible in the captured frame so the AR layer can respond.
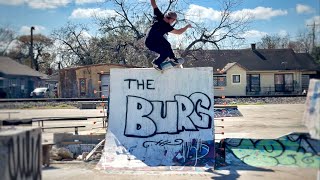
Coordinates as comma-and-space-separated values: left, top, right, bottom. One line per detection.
50, 147, 102, 161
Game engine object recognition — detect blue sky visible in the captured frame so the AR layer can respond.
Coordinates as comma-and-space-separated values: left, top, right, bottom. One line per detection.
0, 0, 319, 47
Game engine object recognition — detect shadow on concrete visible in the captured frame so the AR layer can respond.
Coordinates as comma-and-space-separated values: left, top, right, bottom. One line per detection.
42, 166, 60, 171
207, 165, 274, 180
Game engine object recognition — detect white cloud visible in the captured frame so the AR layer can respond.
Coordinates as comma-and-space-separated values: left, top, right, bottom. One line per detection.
185, 4, 221, 22
0, 0, 24, 5
185, 5, 288, 23
0, 0, 72, 9
27, 0, 71, 9
296, 4, 314, 14
278, 30, 288, 37
19, 25, 46, 35
80, 30, 92, 39
75, 0, 104, 4
69, 8, 117, 19
240, 30, 268, 39
232, 7, 288, 20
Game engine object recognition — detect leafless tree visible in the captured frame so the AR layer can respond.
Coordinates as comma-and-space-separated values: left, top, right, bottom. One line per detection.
257, 34, 293, 50
180, 0, 249, 58
96, 0, 249, 66
52, 22, 114, 67
15, 34, 54, 71
294, 29, 313, 53
0, 26, 16, 56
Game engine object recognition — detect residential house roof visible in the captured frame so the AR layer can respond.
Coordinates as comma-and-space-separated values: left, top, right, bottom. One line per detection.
221, 62, 248, 73
0, 56, 48, 79
184, 49, 320, 72
295, 53, 320, 71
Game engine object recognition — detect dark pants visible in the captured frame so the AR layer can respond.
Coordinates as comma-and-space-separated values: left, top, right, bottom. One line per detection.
146, 37, 175, 65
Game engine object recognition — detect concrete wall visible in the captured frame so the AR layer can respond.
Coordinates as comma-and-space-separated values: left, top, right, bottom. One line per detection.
0, 127, 42, 180
303, 79, 320, 139
99, 68, 215, 170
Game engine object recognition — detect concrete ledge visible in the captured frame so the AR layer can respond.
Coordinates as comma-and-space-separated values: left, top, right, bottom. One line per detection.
0, 127, 42, 179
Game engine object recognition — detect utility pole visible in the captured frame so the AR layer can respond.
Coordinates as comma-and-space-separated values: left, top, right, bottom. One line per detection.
30, 26, 35, 69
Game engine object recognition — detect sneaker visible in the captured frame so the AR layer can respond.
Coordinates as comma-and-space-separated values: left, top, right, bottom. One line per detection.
170, 57, 182, 65
152, 63, 162, 70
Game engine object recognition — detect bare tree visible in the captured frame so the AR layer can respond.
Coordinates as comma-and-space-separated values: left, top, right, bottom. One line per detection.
52, 22, 112, 66
97, 0, 249, 66
294, 29, 313, 53
257, 35, 292, 49
14, 34, 54, 71
0, 26, 16, 56
180, 0, 249, 58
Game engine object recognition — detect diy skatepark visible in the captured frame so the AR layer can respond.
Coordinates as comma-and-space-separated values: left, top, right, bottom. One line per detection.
0, 68, 319, 180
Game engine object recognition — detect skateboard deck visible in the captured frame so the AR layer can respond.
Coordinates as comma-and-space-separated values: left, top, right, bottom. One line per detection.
159, 58, 185, 71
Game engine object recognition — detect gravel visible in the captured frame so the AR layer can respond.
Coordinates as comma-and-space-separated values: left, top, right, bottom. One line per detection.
0, 97, 306, 109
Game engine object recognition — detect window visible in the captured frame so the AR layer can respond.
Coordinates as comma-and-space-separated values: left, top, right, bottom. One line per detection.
247, 74, 260, 92
213, 76, 227, 86
79, 78, 86, 96
275, 74, 294, 92
8, 78, 17, 87
0, 80, 3, 88
232, 75, 240, 83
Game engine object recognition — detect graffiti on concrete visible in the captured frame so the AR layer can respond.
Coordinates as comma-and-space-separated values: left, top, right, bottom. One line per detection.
125, 92, 212, 138
99, 68, 215, 170
303, 79, 320, 139
143, 139, 184, 148
173, 139, 215, 167
214, 107, 242, 118
225, 133, 320, 168
0, 128, 41, 180
63, 144, 96, 156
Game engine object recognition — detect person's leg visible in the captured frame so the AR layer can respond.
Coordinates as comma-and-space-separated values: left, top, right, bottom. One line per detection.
149, 39, 172, 65
162, 39, 176, 59
153, 49, 170, 65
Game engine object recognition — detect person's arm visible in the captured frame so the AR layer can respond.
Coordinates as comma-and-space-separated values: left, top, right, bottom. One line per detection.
151, 0, 157, 9
170, 24, 192, 35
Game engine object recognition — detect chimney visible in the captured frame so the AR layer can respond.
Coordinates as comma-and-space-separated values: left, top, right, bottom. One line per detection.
251, 43, 256, 50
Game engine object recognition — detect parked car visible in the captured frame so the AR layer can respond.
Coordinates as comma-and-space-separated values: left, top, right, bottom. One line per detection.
30, 87, 51, 98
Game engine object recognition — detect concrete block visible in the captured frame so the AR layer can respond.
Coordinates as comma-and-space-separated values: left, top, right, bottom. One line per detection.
303, 79, 320, 140
0, 127, 42, 180
98, 68, 215, 170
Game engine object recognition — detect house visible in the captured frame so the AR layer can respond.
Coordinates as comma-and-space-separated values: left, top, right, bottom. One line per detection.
0, 56, 48, 98
185, 44, 320, 97
59, 63, 137, 98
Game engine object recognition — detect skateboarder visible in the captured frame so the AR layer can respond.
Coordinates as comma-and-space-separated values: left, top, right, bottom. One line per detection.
145, 0, 192, 70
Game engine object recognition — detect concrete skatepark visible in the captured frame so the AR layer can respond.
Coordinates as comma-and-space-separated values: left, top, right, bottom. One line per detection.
0, 68, 319, 179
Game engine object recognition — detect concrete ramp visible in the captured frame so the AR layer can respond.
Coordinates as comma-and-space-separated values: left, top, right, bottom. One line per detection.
303, 79, 320, 140
97, 68, 215, 171
224, 133, 320, 168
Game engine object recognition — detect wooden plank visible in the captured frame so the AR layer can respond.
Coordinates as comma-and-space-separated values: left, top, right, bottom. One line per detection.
42, 126, 86, 129
85, 139, 105, 161
32, 117, 88, 121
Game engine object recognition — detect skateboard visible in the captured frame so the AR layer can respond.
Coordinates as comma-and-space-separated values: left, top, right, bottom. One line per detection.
159, 58, 185, 71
